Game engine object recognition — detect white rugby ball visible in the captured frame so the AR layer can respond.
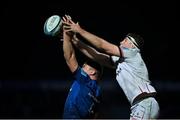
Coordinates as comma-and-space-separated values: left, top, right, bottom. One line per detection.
44, 15, 63, 36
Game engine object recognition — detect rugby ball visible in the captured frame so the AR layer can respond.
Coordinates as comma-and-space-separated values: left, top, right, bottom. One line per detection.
44, 15, 63, 36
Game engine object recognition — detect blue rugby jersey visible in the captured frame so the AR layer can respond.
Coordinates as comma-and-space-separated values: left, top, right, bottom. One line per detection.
63, 67, 101, 119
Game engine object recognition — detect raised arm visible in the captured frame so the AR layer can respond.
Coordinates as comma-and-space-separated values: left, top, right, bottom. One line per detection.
71, 35, 115, 69
64, 19, 121, 57
63, 28, 78, 73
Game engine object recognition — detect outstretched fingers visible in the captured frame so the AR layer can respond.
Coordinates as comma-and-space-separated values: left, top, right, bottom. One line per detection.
63, 25, 71, 30
62, 16, 67, 22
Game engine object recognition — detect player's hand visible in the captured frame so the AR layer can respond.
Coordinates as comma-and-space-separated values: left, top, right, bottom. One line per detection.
62, 15, 74, 36
62, 15, 72, 31
62, 16, 81, 33
62, 15, 71, 23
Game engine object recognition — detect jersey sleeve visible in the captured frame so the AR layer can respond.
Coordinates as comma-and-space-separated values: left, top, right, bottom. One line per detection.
110, 55, 120, 64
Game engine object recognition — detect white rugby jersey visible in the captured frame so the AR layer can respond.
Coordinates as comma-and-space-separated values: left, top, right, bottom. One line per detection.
111, 46, 156, 105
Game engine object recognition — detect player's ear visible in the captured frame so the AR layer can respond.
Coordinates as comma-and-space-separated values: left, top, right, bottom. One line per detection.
82, 63, 86, 68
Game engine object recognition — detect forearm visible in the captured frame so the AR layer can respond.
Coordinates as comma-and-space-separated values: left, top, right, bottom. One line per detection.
77, 27, 110, 52
63, 32, 75, 62
72, 37, 97, 61
72, 37, 115, 68
63, 17, 118, 56
63, 32, 79, 72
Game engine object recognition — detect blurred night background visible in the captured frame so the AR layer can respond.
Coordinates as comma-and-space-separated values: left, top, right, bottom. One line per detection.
1, 0, 179, 119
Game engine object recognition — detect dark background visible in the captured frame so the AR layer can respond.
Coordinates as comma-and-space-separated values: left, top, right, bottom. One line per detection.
1, 0, 179, 119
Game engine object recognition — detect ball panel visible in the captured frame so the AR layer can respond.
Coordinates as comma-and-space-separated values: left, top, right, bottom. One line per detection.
46, 15, 60, 32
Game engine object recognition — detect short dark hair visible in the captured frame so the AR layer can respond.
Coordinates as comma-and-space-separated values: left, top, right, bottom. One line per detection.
85, 59, 103, 78
126, 33, 144, 49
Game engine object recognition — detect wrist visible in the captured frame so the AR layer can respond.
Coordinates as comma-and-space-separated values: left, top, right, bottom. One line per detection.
78, 27, 85, 35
